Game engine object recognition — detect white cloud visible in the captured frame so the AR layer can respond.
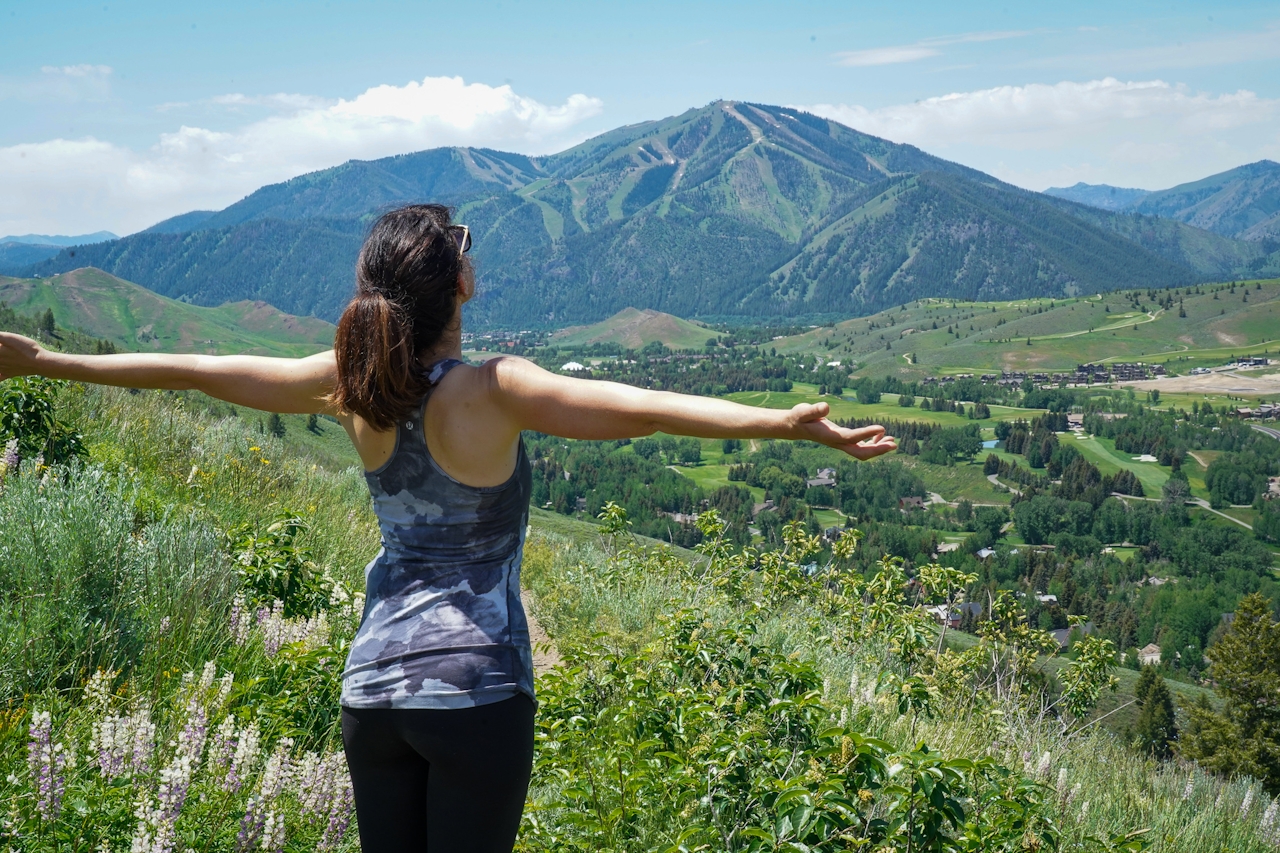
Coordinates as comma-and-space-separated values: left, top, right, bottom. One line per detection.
0, 75, 602, 237
208, 92, 335, 111
836, 46, 940, 67
41, 64, 113, 78
835, 30, 1034, 67
801, 78, 1280, 190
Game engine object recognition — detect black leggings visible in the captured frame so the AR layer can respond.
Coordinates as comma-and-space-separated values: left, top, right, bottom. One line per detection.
341, 694, 535, 853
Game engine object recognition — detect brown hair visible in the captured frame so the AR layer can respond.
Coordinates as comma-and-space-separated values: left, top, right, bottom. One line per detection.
327, 204, 469, 430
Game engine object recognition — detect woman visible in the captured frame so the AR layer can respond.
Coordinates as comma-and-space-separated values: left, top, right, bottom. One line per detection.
0, 204, 896, 852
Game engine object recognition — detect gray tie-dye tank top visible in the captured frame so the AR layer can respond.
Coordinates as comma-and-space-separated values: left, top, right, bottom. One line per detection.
341, 359, 535, 710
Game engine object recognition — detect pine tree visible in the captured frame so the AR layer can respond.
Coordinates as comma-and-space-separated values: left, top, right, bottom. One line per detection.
1181, 593, 1280, 790
267, 412, 286, 438
39, 308, 55, 336
1132, 665, 1177, 759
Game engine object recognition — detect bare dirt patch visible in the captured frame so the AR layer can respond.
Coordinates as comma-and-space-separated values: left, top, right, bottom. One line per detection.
521, 590, 562, 674
1116, 371, 1280, 397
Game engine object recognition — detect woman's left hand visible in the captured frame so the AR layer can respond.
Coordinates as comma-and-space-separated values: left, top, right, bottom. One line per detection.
0, 332, 45, 381
788, 403, 897, 460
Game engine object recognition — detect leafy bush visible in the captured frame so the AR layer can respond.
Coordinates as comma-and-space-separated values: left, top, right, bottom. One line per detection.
230, 512, 337, 618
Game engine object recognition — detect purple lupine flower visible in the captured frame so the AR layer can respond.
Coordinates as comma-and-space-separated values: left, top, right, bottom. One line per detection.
235, 738, 293, 852
317, 780, 354, 852
2, 438, 19, 471
224, 722, 261, 794
229, 595, 251, 646
27, 710, 67, 822
207, 716, 237, 786
259, 808, 285, 853
236, 796, 268, 852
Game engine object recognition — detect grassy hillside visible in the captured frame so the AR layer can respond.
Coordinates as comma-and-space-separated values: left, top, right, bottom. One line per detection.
771, 278, 1280, 381
550, 307, 720, 350
0, 267, 334, 356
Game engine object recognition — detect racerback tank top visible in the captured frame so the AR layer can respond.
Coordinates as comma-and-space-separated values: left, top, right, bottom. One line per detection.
341, 359, 535, 709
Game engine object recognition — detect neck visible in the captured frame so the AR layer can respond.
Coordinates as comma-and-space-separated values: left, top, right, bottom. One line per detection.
417, 311, 464, 367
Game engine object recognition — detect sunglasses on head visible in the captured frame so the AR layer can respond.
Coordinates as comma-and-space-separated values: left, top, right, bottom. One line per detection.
449, 224, 472, 255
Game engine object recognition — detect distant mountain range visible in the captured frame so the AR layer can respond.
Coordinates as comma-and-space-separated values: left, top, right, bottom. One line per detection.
1042, 183, 1150, 211
0, 268, 334, 357
0, 231, 118, 272
23, 103, 1280, 327
1045, 160, 1280, 241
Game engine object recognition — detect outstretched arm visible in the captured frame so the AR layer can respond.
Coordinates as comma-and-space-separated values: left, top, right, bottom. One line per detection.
0, 332, 338, 414
488, 357, 896, 460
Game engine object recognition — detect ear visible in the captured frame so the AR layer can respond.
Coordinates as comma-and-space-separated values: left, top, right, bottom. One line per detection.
457, 267, 475, 304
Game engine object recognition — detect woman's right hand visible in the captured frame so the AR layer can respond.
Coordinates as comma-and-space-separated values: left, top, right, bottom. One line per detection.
0, 332, 45, 381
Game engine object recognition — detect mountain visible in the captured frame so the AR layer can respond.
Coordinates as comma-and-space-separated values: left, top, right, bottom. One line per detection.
0, 231, 117, 246
0, 267, 334, 357
27, 102, 1280, 326
550, 307, 720, 350
1044, 162, 1280, 242
140, 211, 217, 234
0, 231, 121, 275
1043, 183, 1150, 210
1127, 160, 1280, 241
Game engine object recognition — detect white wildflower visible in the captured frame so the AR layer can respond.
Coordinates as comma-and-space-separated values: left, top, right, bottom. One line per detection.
198, 661, 217, 691
1181, 775, 1194, 801
1242, 786, 1256, 817
1260, 799, 1278, 836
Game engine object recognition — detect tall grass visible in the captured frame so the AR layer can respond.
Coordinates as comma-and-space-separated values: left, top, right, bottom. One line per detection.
520, 528, 1280, 852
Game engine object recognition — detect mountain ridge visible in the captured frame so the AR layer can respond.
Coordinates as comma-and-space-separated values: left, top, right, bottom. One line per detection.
1042, 161, 1280, 242
27, 102, 1280, 326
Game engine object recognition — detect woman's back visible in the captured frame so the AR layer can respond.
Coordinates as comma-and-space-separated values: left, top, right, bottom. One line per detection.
342, 358, 535, 710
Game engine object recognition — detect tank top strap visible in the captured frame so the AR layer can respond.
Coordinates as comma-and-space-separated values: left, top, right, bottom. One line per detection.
425, 358, 464, 387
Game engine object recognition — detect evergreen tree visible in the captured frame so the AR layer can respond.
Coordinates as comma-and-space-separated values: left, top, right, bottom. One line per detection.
1132, 666, 1177, 759
39, 308, 55, 336
267, 412, 286, 438
306, 413, 320, 433
1182, 593, 1280, 791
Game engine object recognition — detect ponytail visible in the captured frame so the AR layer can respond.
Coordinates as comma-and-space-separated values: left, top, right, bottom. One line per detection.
326, 204, 465, 430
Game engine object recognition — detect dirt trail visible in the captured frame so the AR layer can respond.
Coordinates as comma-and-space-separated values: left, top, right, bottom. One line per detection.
520, 590, 562, 673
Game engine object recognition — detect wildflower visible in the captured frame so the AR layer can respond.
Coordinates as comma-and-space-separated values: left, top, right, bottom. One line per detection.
317, 778, 354, 852
1067, 783, 1080, 806
236, 738, 293, 852
208, 717, 237, 782
258, 809, 284, 852
1056, 767, 1068, 796
157, 616, 170, 635
215, 673, 235, 709
1242, 786, 1256, 817
1181, 775, 1194, 801
1034, 751, 1051, 781
84, 668, 118, 715
1260, 799, 1278, 836
230, 594, 251, 646
1080, 800, 1089, 820
27, 711, 68, 821
1, 438, 18, 472
223, 722, 262, 794
196, 662, 216, 691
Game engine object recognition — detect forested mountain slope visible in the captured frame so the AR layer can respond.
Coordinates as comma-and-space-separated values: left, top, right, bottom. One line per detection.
29, 102, 1280, 325
1046, 161, 1280, 242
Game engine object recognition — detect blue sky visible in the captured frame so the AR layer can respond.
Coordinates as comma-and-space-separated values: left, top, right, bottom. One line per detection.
3, 0, 1279, 236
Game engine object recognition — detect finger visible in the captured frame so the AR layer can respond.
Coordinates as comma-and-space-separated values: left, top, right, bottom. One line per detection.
839, 424, 885, 443
794, 402, 830, 422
